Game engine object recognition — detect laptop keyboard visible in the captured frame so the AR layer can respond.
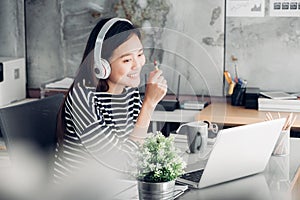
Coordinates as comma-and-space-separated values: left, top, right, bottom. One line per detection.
179, 169, 204, 182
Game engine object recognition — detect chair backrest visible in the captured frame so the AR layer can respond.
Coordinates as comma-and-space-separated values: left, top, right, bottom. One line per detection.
0, 94, 64, 166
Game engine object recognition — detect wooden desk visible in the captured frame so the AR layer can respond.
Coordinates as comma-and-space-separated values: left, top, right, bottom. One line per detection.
196, 102, 300, 130
111, 138, 300, 200
96, 137, 300, 200
177, 138, 300, 200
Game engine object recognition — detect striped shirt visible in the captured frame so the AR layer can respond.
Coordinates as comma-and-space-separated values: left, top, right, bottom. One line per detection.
53, 82, 142, 183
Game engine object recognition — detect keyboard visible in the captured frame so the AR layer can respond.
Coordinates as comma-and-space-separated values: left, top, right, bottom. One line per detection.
179, 169, 204, 182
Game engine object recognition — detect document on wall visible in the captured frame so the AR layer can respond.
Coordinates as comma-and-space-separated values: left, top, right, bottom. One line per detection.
269, 0, 300, 17
226, 0, 265, 17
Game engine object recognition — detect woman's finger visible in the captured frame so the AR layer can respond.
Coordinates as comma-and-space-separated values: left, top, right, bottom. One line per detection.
149, 70, 163, 82
156, 76, 165, 83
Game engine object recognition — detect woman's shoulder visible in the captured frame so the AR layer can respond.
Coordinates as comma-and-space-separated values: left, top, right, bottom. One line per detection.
71, 80, 95, 93
67, 80, 96, 103
94, 87, 139, 97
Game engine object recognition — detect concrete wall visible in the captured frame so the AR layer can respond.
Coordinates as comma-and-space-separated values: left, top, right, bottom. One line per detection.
5, 1, 298, 96
23, 0, 225, 96
160, 0, 224, 96
25, 0, 63, 88
225, 1, 300, 93
0, 0, 25, 58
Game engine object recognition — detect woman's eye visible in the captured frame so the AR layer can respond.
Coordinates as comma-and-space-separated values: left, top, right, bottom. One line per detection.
138, 52, 144, 57
123, 59, 131, 63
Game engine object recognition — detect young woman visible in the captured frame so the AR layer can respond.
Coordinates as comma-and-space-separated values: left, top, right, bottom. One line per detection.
53, 18, 167, 183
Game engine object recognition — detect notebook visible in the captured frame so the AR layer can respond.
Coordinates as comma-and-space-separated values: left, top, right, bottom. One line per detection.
176, 118, 285, 189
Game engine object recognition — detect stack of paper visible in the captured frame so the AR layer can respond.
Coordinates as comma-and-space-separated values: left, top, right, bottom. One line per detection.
173, 134, 188, 151
180, 100, 209, 110
258, 97, 300, 112
260, 91, 297, 100
45, 77, 74, 89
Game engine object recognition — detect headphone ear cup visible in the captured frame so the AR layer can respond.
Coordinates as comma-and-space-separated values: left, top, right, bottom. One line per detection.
94, 58, 111, 79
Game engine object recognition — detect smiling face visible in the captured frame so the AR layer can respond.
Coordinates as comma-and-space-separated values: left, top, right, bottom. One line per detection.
107, 34, 145, 94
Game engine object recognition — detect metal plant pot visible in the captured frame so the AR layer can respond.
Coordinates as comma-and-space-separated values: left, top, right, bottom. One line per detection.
138, 180, 175, 200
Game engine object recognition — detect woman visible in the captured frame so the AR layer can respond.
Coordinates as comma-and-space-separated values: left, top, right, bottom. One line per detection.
53, 17, 167, 183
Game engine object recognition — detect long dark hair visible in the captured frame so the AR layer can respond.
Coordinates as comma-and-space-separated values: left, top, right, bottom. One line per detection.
56, 18, 141, 143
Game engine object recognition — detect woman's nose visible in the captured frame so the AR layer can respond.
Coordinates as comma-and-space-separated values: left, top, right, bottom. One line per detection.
132, 57, 141, 69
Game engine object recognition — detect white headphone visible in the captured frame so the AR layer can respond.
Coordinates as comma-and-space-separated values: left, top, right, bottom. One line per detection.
94, 18, 133, 79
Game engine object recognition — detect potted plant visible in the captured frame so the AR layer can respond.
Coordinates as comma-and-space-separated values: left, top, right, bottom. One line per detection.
134, 132, 186, 200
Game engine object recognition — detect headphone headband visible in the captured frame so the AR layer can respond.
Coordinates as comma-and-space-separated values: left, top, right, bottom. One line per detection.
94, 18, 133, 78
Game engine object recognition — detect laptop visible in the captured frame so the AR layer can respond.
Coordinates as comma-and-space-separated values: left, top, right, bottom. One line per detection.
176, 118, 286, 189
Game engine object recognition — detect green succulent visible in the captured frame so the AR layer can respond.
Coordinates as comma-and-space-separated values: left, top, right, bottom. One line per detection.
135, 132, 186, 183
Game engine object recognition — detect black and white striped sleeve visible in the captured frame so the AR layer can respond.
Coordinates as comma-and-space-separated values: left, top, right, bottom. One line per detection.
65, 83, 139, 165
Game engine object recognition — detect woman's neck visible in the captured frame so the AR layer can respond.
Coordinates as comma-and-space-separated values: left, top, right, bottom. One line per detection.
107, 85, 125, 94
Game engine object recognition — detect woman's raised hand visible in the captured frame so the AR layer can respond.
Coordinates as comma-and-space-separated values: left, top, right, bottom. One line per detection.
144, 69, 167, 108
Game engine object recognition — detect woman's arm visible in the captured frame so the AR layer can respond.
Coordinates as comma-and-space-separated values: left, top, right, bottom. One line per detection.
66, 83, 139, 162
129, 69, 167, 143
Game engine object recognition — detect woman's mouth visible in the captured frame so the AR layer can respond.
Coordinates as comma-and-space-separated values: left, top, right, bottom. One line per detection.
128, 73, 139, 78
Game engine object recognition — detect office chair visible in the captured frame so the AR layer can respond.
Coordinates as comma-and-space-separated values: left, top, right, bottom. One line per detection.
0, 94, 64, 173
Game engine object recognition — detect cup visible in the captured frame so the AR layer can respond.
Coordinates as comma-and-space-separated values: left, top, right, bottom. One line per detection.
272, 130, 290, 156
176, 121, 208, 154
268, 156, 290, 191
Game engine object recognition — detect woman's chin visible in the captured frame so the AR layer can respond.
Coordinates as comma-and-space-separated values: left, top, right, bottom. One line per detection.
129, 79, 140, 88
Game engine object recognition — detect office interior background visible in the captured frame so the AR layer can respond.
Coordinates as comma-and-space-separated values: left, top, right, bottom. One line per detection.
1, 0, 300, 98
